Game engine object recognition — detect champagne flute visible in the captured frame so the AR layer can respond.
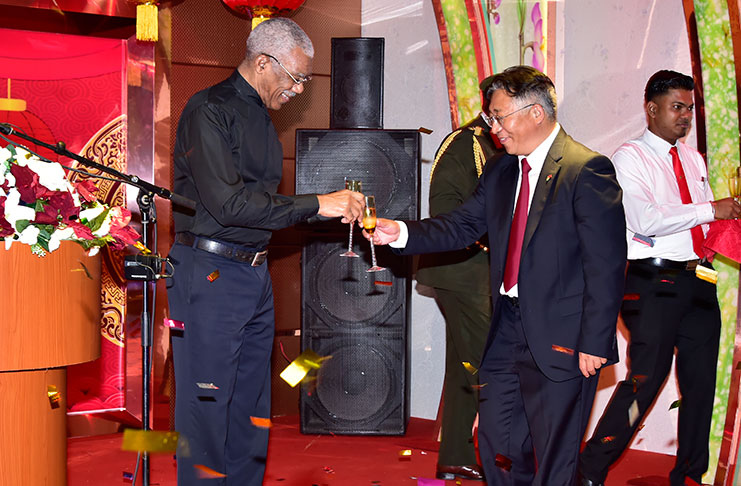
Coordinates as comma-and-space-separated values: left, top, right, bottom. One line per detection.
729, 167, 741, 201
363, 195, 386, 272
340, 179, 362, 257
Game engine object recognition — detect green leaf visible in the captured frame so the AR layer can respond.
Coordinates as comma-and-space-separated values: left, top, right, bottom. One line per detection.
669, 399, 681, 410
15, 219, 30, 233
34, 200, 45, 212
87, 208, 110, 233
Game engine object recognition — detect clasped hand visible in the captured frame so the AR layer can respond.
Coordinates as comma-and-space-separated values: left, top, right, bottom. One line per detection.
316, 189, 365, 223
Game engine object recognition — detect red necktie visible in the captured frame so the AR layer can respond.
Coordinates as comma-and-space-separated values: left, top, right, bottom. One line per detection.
669, 146, 705, 258
503, 158, 531, 291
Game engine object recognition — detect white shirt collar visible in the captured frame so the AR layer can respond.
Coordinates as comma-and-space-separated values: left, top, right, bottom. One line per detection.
519, 122, 561, 173
642, 128, 677, 156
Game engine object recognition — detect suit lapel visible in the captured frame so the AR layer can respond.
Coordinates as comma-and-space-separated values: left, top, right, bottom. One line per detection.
522, 129, 565, 253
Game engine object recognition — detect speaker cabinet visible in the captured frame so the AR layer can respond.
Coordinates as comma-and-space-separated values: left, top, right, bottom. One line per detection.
330, 37, 384, 129
299, 234, 411, 435
295, 129, 420, 223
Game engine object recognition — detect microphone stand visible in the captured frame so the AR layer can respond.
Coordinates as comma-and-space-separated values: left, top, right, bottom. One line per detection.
0, 123, 194, 486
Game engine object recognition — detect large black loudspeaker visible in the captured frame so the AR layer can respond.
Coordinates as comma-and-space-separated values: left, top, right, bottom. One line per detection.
299, 235, 411, 435
330, 37, 384, 129
295, 129, 420, 435
295, 129, 420, 222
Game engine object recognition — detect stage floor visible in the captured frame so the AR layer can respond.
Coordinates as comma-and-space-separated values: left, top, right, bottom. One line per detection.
68, 416, 677, 485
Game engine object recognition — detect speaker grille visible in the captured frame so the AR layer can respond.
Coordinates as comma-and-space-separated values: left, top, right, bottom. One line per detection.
330, 37, 384, 129
300, 235, 410, 435
295, 129, 420, 222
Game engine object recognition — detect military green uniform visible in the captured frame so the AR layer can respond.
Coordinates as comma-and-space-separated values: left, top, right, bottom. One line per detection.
416, 114, 503, 468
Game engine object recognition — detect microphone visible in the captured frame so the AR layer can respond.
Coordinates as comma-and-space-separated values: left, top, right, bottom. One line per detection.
0, 123, 13, 135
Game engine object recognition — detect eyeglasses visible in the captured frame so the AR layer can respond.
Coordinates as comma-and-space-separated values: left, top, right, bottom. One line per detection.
491, 103, 535, 126
262, 53, 312, 86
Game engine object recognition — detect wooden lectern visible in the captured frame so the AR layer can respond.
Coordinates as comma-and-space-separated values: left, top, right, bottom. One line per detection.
0, 242, 101, 486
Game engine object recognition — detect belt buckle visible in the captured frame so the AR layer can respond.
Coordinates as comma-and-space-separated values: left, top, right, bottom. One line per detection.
251, 250, 267, 267
685, 260, 699, 271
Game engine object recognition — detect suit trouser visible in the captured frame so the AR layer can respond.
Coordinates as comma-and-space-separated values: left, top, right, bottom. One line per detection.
478, 297, 599, 486
435, 288, 492, 466
167, 242, 274, 486
580, 261, 721, 486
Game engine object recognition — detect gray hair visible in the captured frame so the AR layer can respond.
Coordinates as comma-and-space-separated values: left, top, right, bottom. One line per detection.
486, 65, 557, 121
245, 17, 314, 61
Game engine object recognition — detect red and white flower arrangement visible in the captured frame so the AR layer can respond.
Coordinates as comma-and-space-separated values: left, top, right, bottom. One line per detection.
0, 145, 140, 256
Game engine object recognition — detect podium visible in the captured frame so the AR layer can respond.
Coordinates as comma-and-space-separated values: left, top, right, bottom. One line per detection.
0, 242, 101, 486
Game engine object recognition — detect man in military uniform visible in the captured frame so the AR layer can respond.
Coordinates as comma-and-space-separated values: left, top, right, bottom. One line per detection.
416, 76, 504, 481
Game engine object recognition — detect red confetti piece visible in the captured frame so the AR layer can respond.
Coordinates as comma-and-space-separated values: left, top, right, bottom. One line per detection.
164, 318, 185, 330
250, 416, 272, 429
600, 435, 615, 444
551, 344, 574, 356
194, 464, 226, 478
207, 269, 220, 282
494, 453, 512, 471
623, 293, 640, 301
660, 279, 675, 284
471, 383, 488, 390
374, 280, 393, 286
323, 466, 335, 473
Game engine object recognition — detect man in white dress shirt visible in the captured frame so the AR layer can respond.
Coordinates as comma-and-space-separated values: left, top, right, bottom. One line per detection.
578, 70, 741, 486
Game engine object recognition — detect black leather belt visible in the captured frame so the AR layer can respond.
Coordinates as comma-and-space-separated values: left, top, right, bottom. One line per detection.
176, 233, 267, 266
631, 257, 702, 271
501, 295, 519, 307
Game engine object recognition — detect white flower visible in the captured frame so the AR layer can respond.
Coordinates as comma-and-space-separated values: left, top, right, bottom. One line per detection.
87, 246, 100, 256
4, 188, 35, 227
48, 227, 75, 252
18, 224, 39, 245
26, 157, 70, 192
79, 204, 105, 222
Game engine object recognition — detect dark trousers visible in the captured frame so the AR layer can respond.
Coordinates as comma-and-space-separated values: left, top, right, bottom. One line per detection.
167, 242, 275, 486
478, 298, 599, 486
435, 288, 492, 466
580, 261, 721, 485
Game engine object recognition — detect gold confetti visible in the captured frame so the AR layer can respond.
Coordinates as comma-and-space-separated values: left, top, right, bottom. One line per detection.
551, 344, 574, 355
250, 416, 272, 429
194, 464, 226, 478
280, 349, 327, 387
628, 400, 640, 427
418, 126, 433, 134
462, 362, 478, 374
133, 241, 152, 255
121, 429, 179, 453
695, 265, 718, 284
47, 385, 61, 406
398, 449, 412, 461
207, 269, 220, 282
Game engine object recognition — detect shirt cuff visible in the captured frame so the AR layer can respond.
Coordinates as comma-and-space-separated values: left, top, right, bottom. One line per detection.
389, 220, 409, 248
698, 201, 715, 224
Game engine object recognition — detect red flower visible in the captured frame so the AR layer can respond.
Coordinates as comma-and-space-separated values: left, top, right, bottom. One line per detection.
68, 221, 95, 240
47, 192, 80, 222
10, 163, 40, 204
74, 180, 99, 203
0, 197, 14, 238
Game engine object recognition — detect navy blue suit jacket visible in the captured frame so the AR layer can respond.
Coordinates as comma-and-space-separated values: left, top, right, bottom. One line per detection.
403, 128, 627, 381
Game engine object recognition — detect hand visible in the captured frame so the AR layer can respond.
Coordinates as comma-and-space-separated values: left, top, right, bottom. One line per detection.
712, 197, 741, 220
579, 352, 607, 378
317, 190, 365, 223
362, 218, 400, 245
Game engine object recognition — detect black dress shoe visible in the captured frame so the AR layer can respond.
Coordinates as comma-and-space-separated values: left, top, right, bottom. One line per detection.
436, 464, 485, 481
577, 472, 604, 486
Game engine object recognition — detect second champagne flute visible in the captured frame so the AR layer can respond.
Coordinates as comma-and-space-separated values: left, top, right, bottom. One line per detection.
363, 195, 386, 272
340, 179, 362, 257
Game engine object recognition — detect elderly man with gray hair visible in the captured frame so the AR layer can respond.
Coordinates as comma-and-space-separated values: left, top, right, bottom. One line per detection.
168, 18, 363, 485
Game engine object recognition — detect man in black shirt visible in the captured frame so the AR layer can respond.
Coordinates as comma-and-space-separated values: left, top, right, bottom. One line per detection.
167, 18, 363, 485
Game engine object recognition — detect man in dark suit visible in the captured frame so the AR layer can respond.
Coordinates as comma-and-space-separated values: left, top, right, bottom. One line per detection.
368, 65, 626, 485
416, 77, 504, 481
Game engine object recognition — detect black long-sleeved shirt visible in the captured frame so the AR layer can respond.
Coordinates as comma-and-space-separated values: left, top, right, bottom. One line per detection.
172, 70, 319, 248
